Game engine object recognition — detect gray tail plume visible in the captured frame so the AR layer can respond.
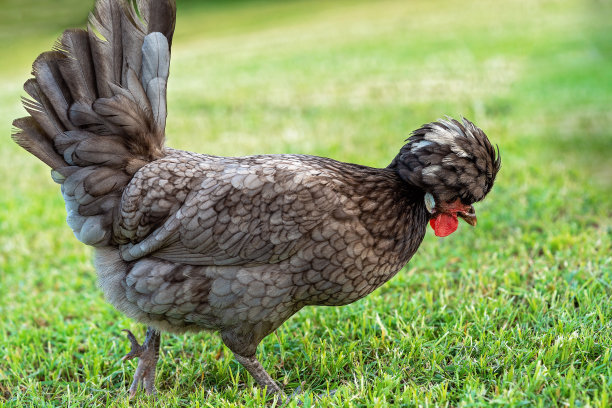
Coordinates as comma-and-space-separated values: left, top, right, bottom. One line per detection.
12, 0, 176, 247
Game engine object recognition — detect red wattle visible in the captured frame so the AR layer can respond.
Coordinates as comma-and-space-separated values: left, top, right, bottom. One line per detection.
430, 213, 459, 237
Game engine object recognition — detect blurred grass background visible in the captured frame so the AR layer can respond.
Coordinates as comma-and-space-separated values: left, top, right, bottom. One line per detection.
0, 0, 611, 406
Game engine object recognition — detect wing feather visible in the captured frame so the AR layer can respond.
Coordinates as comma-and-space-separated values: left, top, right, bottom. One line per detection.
118, 153, 342, 266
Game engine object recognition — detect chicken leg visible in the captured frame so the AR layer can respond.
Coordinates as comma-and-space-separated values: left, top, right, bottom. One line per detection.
233, 353, 281, 393
234, 354, 336, 403
122, 327, 161, 398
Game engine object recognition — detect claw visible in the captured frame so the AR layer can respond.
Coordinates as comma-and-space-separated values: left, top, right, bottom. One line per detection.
121, 329, 144, 361
122, 329, 139, 346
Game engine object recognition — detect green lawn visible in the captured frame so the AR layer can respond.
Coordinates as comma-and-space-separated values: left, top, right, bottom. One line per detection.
1, 0, 611, 406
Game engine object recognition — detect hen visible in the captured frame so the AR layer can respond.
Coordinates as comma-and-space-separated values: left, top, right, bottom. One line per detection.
12, 0, 500, 399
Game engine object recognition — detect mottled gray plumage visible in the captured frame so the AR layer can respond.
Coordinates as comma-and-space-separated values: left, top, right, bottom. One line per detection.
12, 0, 500, 399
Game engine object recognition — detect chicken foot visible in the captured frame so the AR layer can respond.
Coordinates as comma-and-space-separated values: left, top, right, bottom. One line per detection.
234, 353, 313, 405
234, 352, 340, 404
122, 327, 161, 398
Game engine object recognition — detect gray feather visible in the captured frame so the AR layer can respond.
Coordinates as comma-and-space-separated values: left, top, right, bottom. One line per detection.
88, 0, 123, 98
54, 130, 91, 154
79, 193, 121, 216
12, 117, 67, 169
62, 167, 97, 196
71, 136, 132, 167
143, 0, 176, 46
68, 101, 122, 136
83, 167, 130, 196
119, 6, 146, 87
141, 32, 169, 92
32, 52, 75, 131
14, 0, 178, 252
145, 77, 167, 131
78, 215, 110, 246
93, 94, 151, 139
57, 29, 97, 103
23, 79, 63, 138
125, 67, 152, 114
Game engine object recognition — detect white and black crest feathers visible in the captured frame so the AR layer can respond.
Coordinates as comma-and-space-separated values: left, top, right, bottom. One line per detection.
390, 117, 501, 204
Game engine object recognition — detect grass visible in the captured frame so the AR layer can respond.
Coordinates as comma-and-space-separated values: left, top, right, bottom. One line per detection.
1, 0, 611, 406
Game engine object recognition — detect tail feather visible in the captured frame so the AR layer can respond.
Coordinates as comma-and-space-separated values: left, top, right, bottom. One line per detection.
12, 0, 177, 248
22, 79, 64, 137
141, 32, 170, 133
32, 52, 76, 131
56, 29, 97, 103
141, 0, 176, 46
50, 165, 79, 183
79, 193, 121, 216
61, 165, 121, 246
92, 94, 155, 152
88, 0, 123, 98
146, 77, 168, 132
82, 168, 131, 196
119, 4, 146, 87
12, 117, 68, 169
68, 100, 122, 135
54, 131, 131, 167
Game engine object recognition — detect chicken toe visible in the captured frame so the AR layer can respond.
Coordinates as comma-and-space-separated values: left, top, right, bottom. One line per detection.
121, 327, 161, 398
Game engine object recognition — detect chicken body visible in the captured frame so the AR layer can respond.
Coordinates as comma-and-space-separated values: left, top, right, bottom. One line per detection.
101, 149, 427, 354
12, 0, 499, 399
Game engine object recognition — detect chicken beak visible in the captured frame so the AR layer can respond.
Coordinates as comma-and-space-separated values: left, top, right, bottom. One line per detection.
458, 205, 477, 227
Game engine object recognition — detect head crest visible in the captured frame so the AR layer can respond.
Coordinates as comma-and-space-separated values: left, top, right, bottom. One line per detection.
390, 117, 500, 204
